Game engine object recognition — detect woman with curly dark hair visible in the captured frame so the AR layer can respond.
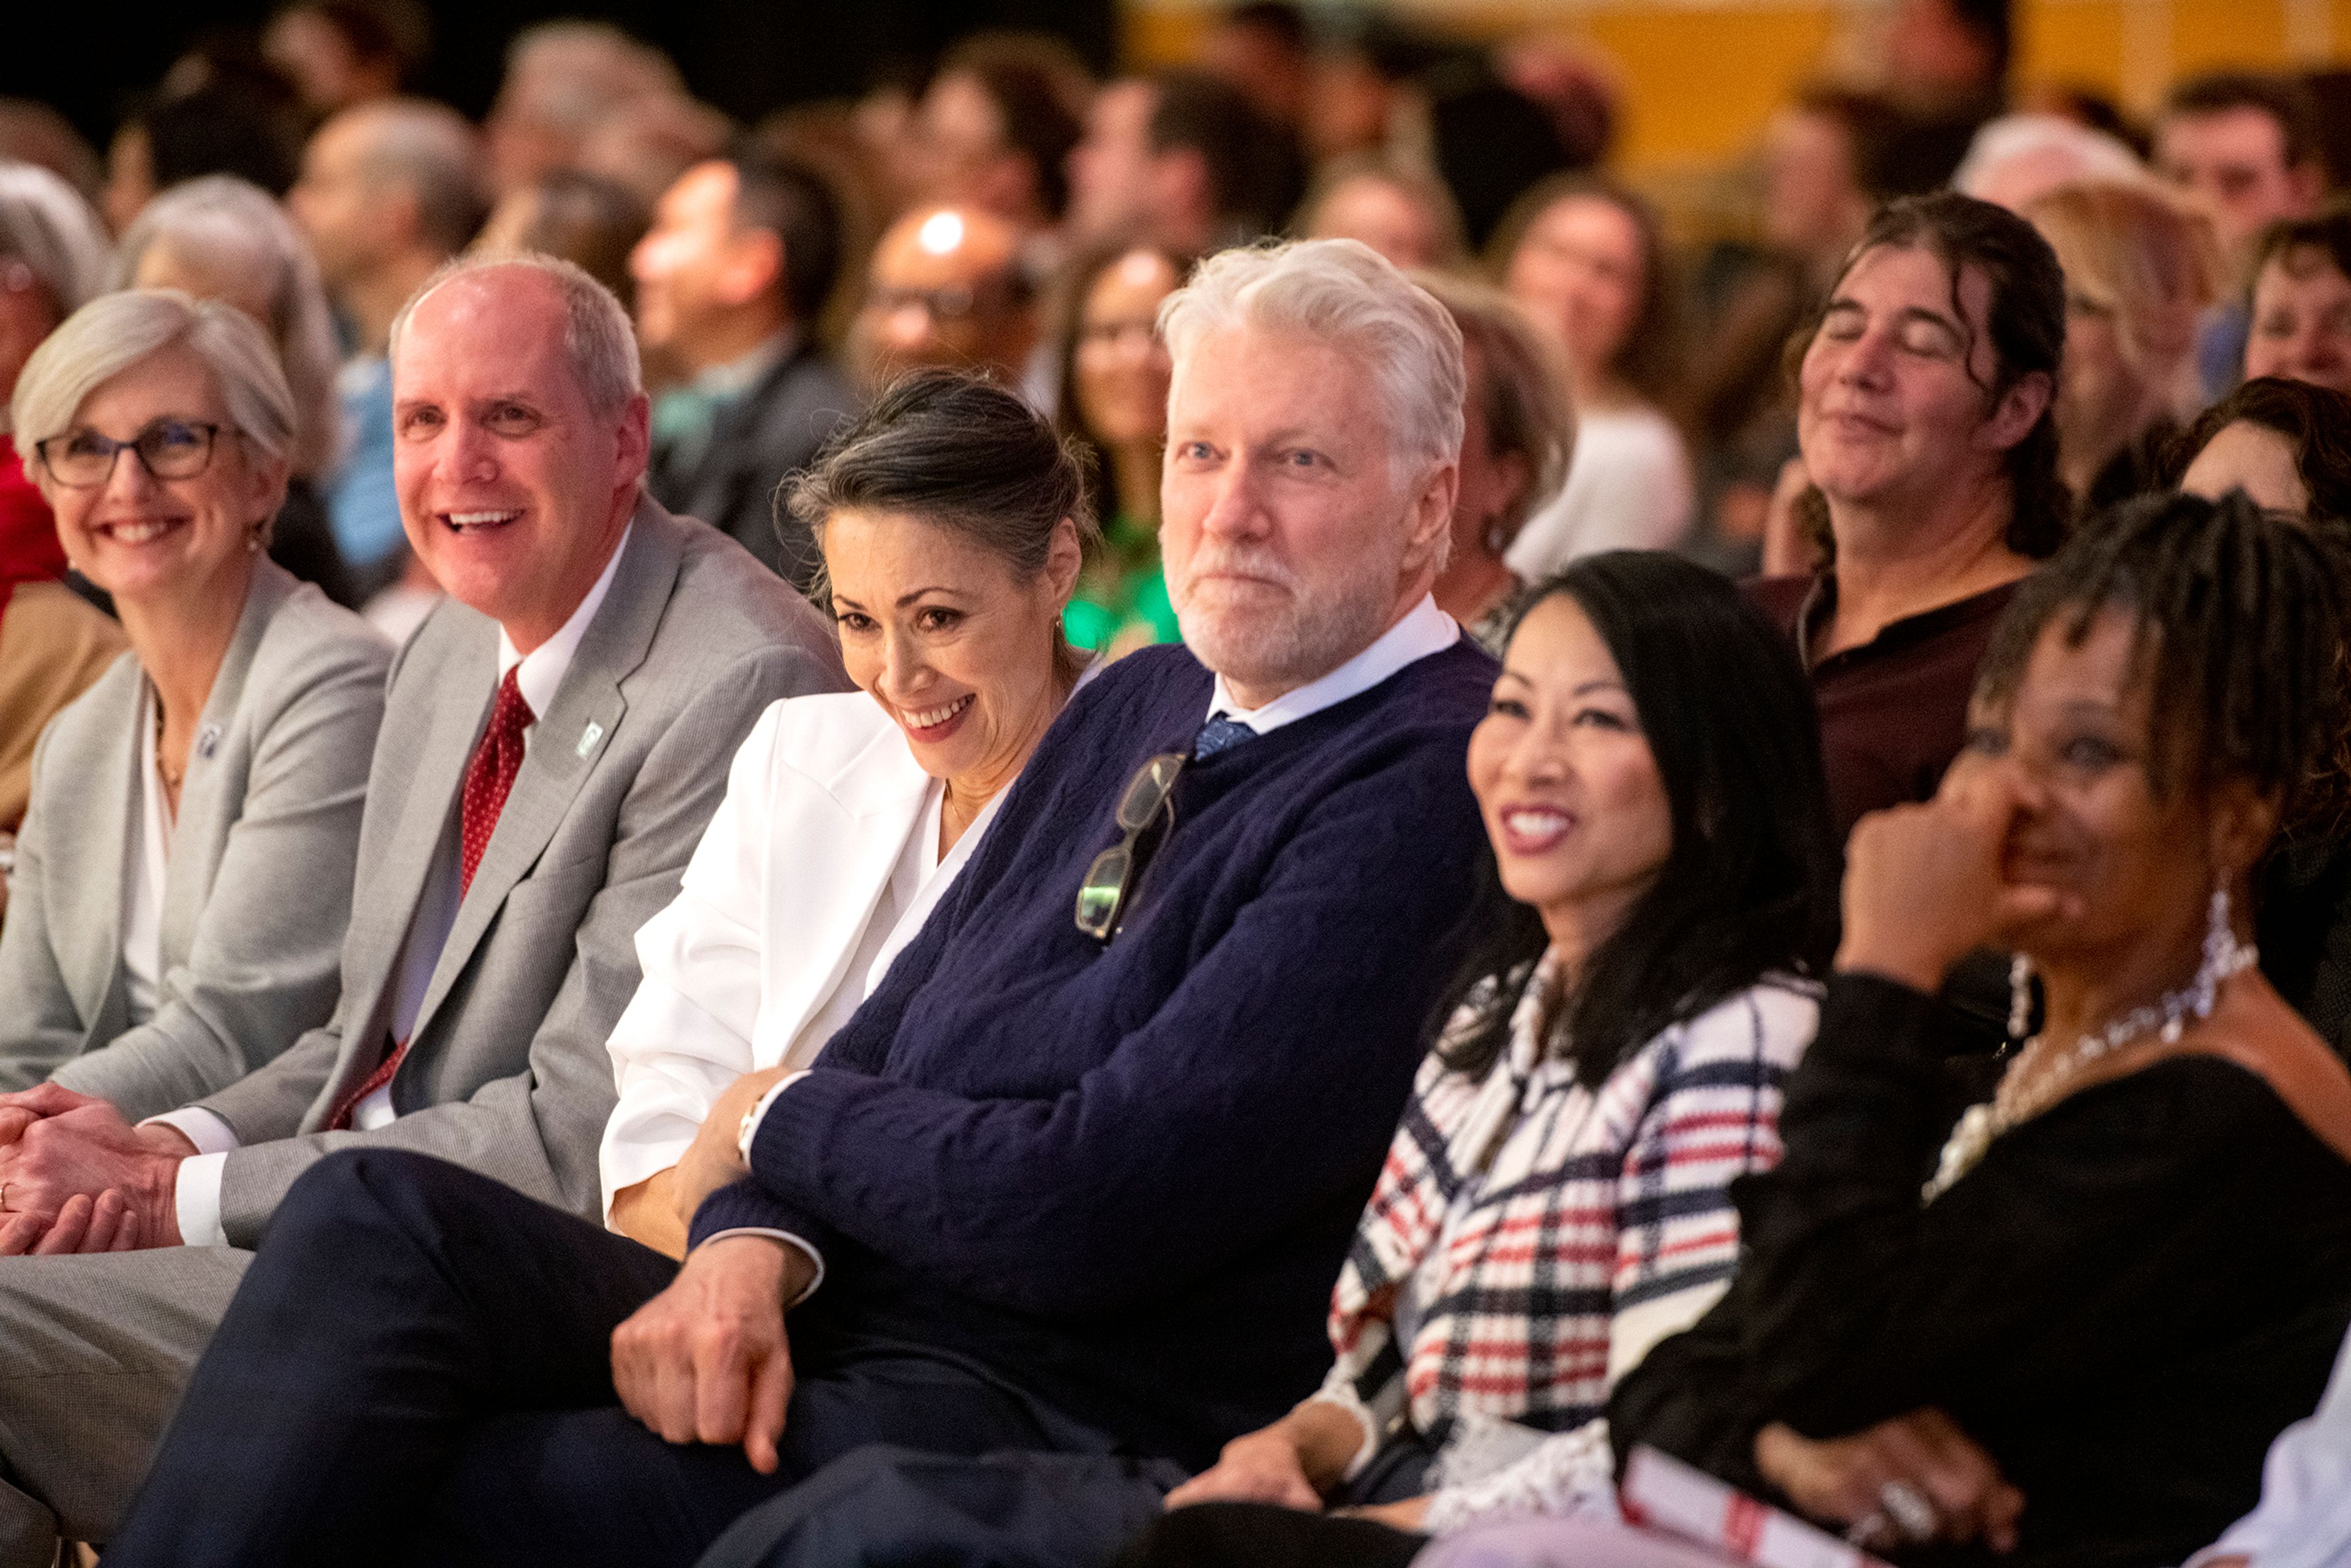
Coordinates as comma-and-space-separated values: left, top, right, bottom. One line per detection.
1751, 191, 2074, 847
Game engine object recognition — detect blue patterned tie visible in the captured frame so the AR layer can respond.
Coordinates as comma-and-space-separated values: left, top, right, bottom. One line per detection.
1193, 712, 1255, 759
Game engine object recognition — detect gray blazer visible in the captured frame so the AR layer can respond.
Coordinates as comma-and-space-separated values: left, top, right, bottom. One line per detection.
0, 561, 391, 1122
192, 498, 848, 1246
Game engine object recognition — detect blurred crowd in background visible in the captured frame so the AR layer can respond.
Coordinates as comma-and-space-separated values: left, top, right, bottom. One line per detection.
4, 0, 2351, 653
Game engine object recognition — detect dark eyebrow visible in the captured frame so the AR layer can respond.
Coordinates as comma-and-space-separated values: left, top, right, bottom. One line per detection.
896, 586, 964, 608
1570, 679, 1629, 697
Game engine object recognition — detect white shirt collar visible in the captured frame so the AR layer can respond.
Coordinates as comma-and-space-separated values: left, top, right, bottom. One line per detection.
1206, 595, 1459, 737
497, 520, 632, 724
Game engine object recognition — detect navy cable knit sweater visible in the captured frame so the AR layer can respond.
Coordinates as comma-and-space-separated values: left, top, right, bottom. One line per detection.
691, 636, 1497, 1468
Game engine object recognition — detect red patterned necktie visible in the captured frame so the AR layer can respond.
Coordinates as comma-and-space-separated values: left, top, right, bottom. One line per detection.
328, 667, 534, 1131
459, 667, 534, 895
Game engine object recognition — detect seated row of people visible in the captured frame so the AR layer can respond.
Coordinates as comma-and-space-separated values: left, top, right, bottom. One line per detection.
0, 213, 2345, 1568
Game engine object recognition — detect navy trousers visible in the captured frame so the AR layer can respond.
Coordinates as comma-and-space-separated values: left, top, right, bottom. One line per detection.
101, 1150, 1136, 1568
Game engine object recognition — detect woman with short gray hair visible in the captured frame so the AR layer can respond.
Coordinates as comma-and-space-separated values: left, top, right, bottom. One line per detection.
114, 174, 359, 606
0, 290, 392, 1158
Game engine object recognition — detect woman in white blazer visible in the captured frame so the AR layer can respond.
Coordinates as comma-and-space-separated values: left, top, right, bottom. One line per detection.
0, 291, 388, 1142
603, 371, 1096, 1256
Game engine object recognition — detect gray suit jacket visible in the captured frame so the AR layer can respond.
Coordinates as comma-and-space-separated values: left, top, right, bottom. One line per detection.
192, 498, 847, 1247
0, 561, 389, 1122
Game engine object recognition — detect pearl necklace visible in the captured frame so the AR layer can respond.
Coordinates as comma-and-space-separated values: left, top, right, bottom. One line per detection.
1922, 918, 2257, 1204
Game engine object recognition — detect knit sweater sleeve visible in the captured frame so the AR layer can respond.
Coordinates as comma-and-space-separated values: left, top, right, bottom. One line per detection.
697, 743, 1482, 1319
1607, 984, 1816, 1384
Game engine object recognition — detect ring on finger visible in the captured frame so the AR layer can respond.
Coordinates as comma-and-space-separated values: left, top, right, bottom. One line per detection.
1880, 1479, 1940, 1542
1845, 1512, 1899, 1551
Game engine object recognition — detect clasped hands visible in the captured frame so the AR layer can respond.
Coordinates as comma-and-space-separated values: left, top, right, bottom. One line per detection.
0, 1084, 189, 1255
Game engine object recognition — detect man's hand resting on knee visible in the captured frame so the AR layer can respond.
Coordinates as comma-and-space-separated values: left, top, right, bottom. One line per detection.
0, 1085, 188, 1254
612, 1234, 811, 1475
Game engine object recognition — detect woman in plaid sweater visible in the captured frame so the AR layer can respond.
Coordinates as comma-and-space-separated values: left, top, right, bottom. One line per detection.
1152, 551, 1842, 1555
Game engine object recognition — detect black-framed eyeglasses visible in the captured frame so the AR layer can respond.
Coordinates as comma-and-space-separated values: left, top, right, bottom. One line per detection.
36, 419, 229, 490
1074, 752, 1187, 941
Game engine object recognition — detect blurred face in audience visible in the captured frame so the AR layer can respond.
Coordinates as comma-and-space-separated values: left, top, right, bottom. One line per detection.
1305, 174, 1444, 272
822, 508, 1078, 787
34, 343, 283, 613
1450, 340, 1534, 566
264, 6, 397, 116
1066, 80, 1158, 246
2246, 245, 2351, 399
1504, 194, 1645, 392
630, 162, 775, 362
1073, 249, 1180, 454
853, 207, 1037, 386
912, 69, 1020, 217
1468, 591, 1671, 942
1762, 108, 1864, 260
1798, 242, 2036, 512
290, 111, 396, 287
2180, 419, 2311, 514
130, 244, 278, 334
391, 268, 650, 651
1957, 607, 2249, 966
1161, 322, 1453, 707
2156, 108, 2317, 261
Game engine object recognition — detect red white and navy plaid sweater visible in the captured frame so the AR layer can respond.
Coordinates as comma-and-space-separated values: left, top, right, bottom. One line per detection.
1313, 951, 1820, 1500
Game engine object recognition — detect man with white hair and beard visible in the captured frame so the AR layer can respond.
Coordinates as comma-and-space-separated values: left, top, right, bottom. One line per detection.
103, 239, 1501, 1568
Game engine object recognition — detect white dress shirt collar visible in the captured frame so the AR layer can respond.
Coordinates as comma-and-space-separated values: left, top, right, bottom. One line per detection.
497, 520, 632, 723
1206, 595, 1459, 737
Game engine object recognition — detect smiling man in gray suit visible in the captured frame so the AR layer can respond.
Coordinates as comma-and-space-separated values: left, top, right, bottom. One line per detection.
0, 252, 846, 1564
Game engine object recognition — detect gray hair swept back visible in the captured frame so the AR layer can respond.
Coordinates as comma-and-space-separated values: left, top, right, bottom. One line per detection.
113, 175, 346, 479
12, 289, 298, 471
1158, 238, 1466, 476
387, 251, 643, 415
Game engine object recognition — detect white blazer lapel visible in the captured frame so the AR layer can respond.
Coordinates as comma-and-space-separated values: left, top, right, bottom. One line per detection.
750, 714, 934, 1068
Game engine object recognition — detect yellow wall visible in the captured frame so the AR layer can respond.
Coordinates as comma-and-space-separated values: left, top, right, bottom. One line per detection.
1127, 0, 2351, 176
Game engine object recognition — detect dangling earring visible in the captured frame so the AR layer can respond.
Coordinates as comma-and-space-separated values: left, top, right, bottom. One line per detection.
2008, 952, 2034, 1041
2162, 886, 2257, 1042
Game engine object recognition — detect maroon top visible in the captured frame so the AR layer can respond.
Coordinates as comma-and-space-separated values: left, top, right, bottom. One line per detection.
1744, 572, 2022, 849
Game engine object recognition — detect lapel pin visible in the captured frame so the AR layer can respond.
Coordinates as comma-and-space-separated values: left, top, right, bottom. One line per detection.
195, 724, 222, 760
576, 720, 605, 759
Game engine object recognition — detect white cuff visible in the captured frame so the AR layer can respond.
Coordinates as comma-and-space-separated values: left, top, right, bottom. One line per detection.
145, 1106, 241, 1155
173, 1152, 230, 1249
737, 1071, 809, 1164
696, 1228, 826, 1306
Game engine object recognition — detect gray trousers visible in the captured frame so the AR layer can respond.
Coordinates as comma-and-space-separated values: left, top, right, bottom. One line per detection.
0, 1247, 250, 1567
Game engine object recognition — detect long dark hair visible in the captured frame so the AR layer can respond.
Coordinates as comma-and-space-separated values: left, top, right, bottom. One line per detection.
1437, 553, 1843, 1084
